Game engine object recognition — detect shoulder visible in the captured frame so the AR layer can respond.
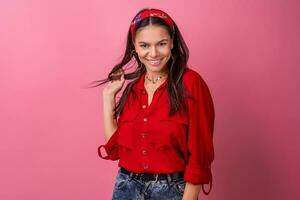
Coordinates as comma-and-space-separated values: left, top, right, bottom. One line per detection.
182, 67, 207, 89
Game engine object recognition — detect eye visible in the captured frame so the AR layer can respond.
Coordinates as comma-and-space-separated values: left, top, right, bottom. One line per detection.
140, 44, 148, 48
159, 42, 167, 46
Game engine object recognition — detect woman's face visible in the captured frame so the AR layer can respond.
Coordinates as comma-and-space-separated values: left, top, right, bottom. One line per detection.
133, 25, 173, 74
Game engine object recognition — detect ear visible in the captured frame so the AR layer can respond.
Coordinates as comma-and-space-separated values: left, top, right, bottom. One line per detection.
170, 39, 174, 49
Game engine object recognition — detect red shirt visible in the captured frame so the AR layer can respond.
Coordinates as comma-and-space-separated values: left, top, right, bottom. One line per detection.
98, 68, 215, 195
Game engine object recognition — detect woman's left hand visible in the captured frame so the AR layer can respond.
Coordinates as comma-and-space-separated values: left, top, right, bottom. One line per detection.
182, 182, 201, 200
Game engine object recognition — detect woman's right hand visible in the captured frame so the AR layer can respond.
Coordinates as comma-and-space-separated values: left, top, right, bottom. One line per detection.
102, 69, 125, 98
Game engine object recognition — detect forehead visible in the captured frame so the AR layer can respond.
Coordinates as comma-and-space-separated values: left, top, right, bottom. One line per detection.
134, 25, 170, 43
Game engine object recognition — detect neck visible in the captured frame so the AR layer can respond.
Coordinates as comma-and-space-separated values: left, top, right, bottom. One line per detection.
145, 70, 168, 80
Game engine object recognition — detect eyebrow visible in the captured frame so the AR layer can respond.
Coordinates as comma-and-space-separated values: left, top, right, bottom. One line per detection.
137, 39, 169, 44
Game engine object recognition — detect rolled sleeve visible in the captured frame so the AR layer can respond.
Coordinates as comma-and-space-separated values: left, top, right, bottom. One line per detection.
97, 129, 120, 161
184, 164, 212, 184
184, 73, 215, 195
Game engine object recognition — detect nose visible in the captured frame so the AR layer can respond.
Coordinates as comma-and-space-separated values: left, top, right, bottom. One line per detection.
149, 46, 158, 58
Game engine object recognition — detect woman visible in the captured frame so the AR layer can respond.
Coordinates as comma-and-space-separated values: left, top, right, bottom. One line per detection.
93, 8, 215, 200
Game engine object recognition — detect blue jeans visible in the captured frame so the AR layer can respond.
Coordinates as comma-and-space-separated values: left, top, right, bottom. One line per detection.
112, 168, 187, 200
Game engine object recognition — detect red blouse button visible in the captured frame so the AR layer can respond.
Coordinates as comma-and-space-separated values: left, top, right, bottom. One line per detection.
141, 133, 146, 138
142, 105, 147, 109
142, 150, 147, 155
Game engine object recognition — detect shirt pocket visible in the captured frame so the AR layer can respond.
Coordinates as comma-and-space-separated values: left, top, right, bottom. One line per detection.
117, 112, 137, 151
153, 114, 188, 153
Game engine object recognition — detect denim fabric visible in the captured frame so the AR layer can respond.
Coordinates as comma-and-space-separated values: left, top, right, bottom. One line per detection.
112, 168, 187, 200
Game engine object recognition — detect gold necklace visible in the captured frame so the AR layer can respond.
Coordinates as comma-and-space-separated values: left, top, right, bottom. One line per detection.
145, 73, 167, 84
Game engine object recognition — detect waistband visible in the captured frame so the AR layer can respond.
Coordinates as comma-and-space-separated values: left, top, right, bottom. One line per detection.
120, 167, 184, 182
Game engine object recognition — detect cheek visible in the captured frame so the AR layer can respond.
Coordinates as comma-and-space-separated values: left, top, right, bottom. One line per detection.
136, 49, 147, 58
160, 45, 172, 53
138, 54, 147, 61
160, 48, 172, 57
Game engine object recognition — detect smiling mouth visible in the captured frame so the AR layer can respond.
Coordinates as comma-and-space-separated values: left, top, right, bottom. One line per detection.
147, 58, 163, 65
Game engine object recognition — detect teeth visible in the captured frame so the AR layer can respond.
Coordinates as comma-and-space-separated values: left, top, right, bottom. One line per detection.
149, 59, 161, 65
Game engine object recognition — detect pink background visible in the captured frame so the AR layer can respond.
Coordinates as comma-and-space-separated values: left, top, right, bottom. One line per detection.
0, 0, 299, 199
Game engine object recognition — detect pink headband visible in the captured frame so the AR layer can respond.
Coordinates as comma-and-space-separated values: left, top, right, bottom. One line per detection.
130, 9, 174, 35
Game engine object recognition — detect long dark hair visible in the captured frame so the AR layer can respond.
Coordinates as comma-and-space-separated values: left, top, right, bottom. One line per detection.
87, 8, 190, 119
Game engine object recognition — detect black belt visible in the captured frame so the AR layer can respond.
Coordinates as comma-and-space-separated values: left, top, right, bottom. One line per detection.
120, 167, 184, 182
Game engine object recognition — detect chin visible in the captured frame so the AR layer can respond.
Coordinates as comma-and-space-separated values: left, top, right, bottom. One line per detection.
145, 64, 167, 72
